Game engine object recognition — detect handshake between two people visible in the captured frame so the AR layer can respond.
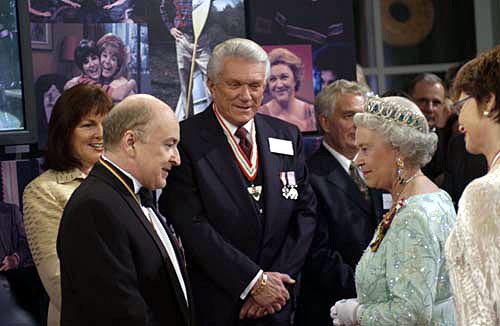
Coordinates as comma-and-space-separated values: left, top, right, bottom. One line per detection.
239, 272, 295, 320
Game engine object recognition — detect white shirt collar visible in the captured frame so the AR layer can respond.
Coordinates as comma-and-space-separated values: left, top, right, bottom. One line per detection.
101, 154, 143, 194
217, 112, 254, 141
322, 140, 352, 174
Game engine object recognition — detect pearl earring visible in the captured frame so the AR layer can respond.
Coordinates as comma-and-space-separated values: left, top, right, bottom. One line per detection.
484, 111, 490, 117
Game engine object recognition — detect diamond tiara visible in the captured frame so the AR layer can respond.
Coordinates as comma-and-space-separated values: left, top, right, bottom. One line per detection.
365, 97, 427, 132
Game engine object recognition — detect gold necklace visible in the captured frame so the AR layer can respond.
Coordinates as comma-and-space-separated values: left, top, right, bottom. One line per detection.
369, 171, 421, 252
100, 159, 159, 233
99, 159, 140, 205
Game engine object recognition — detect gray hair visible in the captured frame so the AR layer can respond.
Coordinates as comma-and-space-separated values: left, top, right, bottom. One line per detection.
409, 73, 445, 95
354, 96, 438, 167
315, 79, 369, 133
103, 94, 160, 151
207, 38, 270, 83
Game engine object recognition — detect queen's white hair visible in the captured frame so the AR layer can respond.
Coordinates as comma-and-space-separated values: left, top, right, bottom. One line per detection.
354, 96, 438, 167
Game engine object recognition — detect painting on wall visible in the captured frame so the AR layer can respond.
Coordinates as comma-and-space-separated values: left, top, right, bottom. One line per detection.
247, 0, 356, 94
148, 0, 246, 121
31, 23, 150, 150
28, 0, 146, 24
30, 23, 53, 50
258, 44, 316, 132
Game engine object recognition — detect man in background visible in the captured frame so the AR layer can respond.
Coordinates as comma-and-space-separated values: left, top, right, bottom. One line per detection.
409, 73, 447, 182
409, 73, 446, 131
295, 80, 383, 326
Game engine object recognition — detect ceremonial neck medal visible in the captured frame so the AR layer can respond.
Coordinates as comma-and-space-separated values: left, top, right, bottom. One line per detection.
213, 105, 262, 202
247, 184, 262, 201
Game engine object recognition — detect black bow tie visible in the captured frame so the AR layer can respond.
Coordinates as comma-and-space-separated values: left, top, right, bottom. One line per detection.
137, 187, 155, 209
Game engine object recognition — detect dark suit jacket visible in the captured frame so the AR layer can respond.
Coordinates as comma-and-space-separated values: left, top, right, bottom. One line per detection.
57, 162, 193, 326
295, 145, 383, 326
159, 107, 317, 326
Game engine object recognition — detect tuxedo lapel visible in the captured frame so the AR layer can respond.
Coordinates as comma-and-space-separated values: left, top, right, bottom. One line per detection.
200, 109, 261, 231
151, 206, 192, 322
92, 164, 170, 261
316, 146, 372, 215
92, 163, 191, 319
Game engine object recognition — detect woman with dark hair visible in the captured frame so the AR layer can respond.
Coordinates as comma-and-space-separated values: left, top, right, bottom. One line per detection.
445, 45, 500, 325
22, 84, 113, 326
34, 74, 67, 150
64, 37, 135, 102
259, 47, 315, 131
64, 39, 101, 90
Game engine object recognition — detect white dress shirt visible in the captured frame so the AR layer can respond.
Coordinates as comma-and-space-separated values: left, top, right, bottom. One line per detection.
322, 140, 352, 174
102, 155, 188, 303
215, 116, 263, 299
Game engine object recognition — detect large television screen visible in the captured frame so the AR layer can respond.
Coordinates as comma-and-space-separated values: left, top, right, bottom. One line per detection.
0, 0, 37, 145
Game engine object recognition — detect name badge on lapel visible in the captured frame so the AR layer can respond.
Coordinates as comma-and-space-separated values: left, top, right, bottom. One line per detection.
269, 138, 294, 156
280, 171, 298, 200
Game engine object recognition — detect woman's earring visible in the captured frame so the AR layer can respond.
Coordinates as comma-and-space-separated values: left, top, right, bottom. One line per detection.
396, 157, 405, 184
483, 111, 490, 117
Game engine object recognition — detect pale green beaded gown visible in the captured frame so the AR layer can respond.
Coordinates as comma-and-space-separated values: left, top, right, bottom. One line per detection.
355, 190, 456, 325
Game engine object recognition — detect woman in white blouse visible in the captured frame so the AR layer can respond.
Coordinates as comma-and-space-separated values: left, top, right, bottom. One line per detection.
445, 45, 500, 325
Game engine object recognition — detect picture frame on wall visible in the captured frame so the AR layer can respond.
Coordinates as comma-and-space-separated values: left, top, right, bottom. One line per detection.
258, 44, 317, 133
30, 23, 52, 50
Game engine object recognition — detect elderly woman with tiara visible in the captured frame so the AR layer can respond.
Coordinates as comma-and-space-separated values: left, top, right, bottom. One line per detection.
330, 96, 456, 325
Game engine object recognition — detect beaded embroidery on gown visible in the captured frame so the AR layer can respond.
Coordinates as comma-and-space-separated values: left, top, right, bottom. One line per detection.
445, 165, 500, 326
355, 190, 456, 325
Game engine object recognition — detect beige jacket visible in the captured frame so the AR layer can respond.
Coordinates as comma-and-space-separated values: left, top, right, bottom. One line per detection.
23, 168, 86, 326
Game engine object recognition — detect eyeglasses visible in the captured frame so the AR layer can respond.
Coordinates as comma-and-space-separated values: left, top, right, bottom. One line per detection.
451, 95, 473, 114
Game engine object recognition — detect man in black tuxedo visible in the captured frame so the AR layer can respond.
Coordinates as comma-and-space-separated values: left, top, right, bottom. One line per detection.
159, 38, 316, 326
57, 94, 193, 326
295, 80, 383, 326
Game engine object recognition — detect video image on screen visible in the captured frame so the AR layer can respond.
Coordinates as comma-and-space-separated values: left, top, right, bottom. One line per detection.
0, 0, 24, 131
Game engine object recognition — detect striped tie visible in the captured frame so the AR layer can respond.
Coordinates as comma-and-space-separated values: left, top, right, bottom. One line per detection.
349, 162, 371, 204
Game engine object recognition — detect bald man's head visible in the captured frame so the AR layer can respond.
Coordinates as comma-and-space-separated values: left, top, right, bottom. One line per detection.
103, 94, 175, 151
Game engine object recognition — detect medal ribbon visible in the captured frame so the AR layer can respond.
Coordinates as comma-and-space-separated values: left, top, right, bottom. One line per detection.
280, 172, 287, 188
100, 159, 140, 205
100, 159, 162, 233
213, 105, 258, 181
280, 171, 297, 187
